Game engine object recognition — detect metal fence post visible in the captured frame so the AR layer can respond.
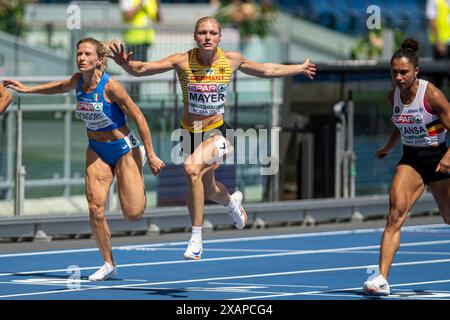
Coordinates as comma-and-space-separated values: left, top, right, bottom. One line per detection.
6, 110, 14, 199
63, 94, 72, 197
333, 101, 346, 198
346, 90, 356, 198
270, 79, 281, 201
14, 97, 25, 216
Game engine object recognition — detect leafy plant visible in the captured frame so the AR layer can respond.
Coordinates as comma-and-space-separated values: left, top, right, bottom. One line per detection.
215, 0, 278, 39
351, 28, 407, 60
0, 0, 30, 36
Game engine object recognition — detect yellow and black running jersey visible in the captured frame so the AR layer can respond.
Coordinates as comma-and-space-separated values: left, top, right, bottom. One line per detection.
177, 47, 232, 116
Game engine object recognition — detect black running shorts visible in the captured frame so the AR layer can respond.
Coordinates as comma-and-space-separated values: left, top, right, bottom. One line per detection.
398, 143, 450, 184
179, 121, 232, 156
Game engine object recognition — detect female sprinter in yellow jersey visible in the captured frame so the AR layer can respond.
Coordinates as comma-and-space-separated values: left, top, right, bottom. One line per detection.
109, 17, 316, 260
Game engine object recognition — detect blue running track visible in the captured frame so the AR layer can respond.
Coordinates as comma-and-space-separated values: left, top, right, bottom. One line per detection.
1, 223, 450, 300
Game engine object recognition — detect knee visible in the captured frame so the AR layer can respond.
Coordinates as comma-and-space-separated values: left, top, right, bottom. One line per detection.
122, 202, 146, 221
123, 210, 144, 221
89, 202, 106, 224
184, 164, 203, 182
387, 201, 408, 229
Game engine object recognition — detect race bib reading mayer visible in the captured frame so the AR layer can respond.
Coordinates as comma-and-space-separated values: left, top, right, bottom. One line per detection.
76, 101, 114, 131
188, 83, 227, 115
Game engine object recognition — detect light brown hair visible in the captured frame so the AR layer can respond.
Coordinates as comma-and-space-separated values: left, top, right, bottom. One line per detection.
76, 37, 110, 71
194, 17, 221, 34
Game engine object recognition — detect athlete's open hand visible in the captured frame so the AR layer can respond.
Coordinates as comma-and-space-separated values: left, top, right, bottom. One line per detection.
148, 154, 165, 176
302, 58, 316, 80
2, 80, 30, 93
107, 42, 134, 67
375, 145, 392, 159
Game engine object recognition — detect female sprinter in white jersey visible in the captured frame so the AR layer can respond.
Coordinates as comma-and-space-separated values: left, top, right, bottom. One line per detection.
108, 17, 316, 260
3, 37, 165, 281
363, 38, 450, 295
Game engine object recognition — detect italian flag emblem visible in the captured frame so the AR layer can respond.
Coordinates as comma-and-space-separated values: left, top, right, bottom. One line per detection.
93, 93, 100, 101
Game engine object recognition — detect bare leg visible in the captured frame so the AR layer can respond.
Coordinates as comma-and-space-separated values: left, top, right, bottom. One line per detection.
428, 178, 450, 224
379, 165, 425, 279
115, 147, 146, 220
202, 168, 231, 206
184, 136, 229, 227
85, 148, 115, 265
185, 163, 208, 227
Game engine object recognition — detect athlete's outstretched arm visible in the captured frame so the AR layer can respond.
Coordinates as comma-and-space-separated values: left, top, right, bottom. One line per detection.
426, 83, 450, 173
2, 74, 79, 95
0, 86, 13, 115
108, 43, 184, 77
105, 79, 165, 175
226, 51, 316, 79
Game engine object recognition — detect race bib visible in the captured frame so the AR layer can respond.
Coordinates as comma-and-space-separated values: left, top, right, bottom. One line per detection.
76, 101, 114, 131
392, 114, 436, 146
188, 83, 227, 115
124, 130, 140, 149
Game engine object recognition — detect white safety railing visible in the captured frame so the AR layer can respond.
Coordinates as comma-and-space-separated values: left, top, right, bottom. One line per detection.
0, 72, 281, 216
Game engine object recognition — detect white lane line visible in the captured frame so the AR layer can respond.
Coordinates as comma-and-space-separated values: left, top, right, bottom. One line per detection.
116, 248, 299, 253
208, 282, 329, 289
0, 279, 293, 296
1, 223, 447, 258
340, 250, 450, 256
232, 279, 450, 300
1, 239, 450, 277
2, 258, 450, 299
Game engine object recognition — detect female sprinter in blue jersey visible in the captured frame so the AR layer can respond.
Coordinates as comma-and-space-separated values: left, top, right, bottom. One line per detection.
3, 37, 165, 281
362, 39, 450, 296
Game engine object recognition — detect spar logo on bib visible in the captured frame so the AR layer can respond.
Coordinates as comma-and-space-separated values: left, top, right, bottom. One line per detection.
393, 114, 421, 124
414, 115, 422, 124
189, 84, 218, 92
76, 101, 103, 112
188, 84, 226, 104
217, 84, 227, 93
93, 103, 103, 111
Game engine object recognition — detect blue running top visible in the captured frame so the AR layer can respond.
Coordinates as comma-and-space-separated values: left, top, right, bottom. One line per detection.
75, 72, 126, 132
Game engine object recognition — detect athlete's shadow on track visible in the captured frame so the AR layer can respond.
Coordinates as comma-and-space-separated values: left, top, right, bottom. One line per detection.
327, 289, 437, 299
110, 287, 188, 298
